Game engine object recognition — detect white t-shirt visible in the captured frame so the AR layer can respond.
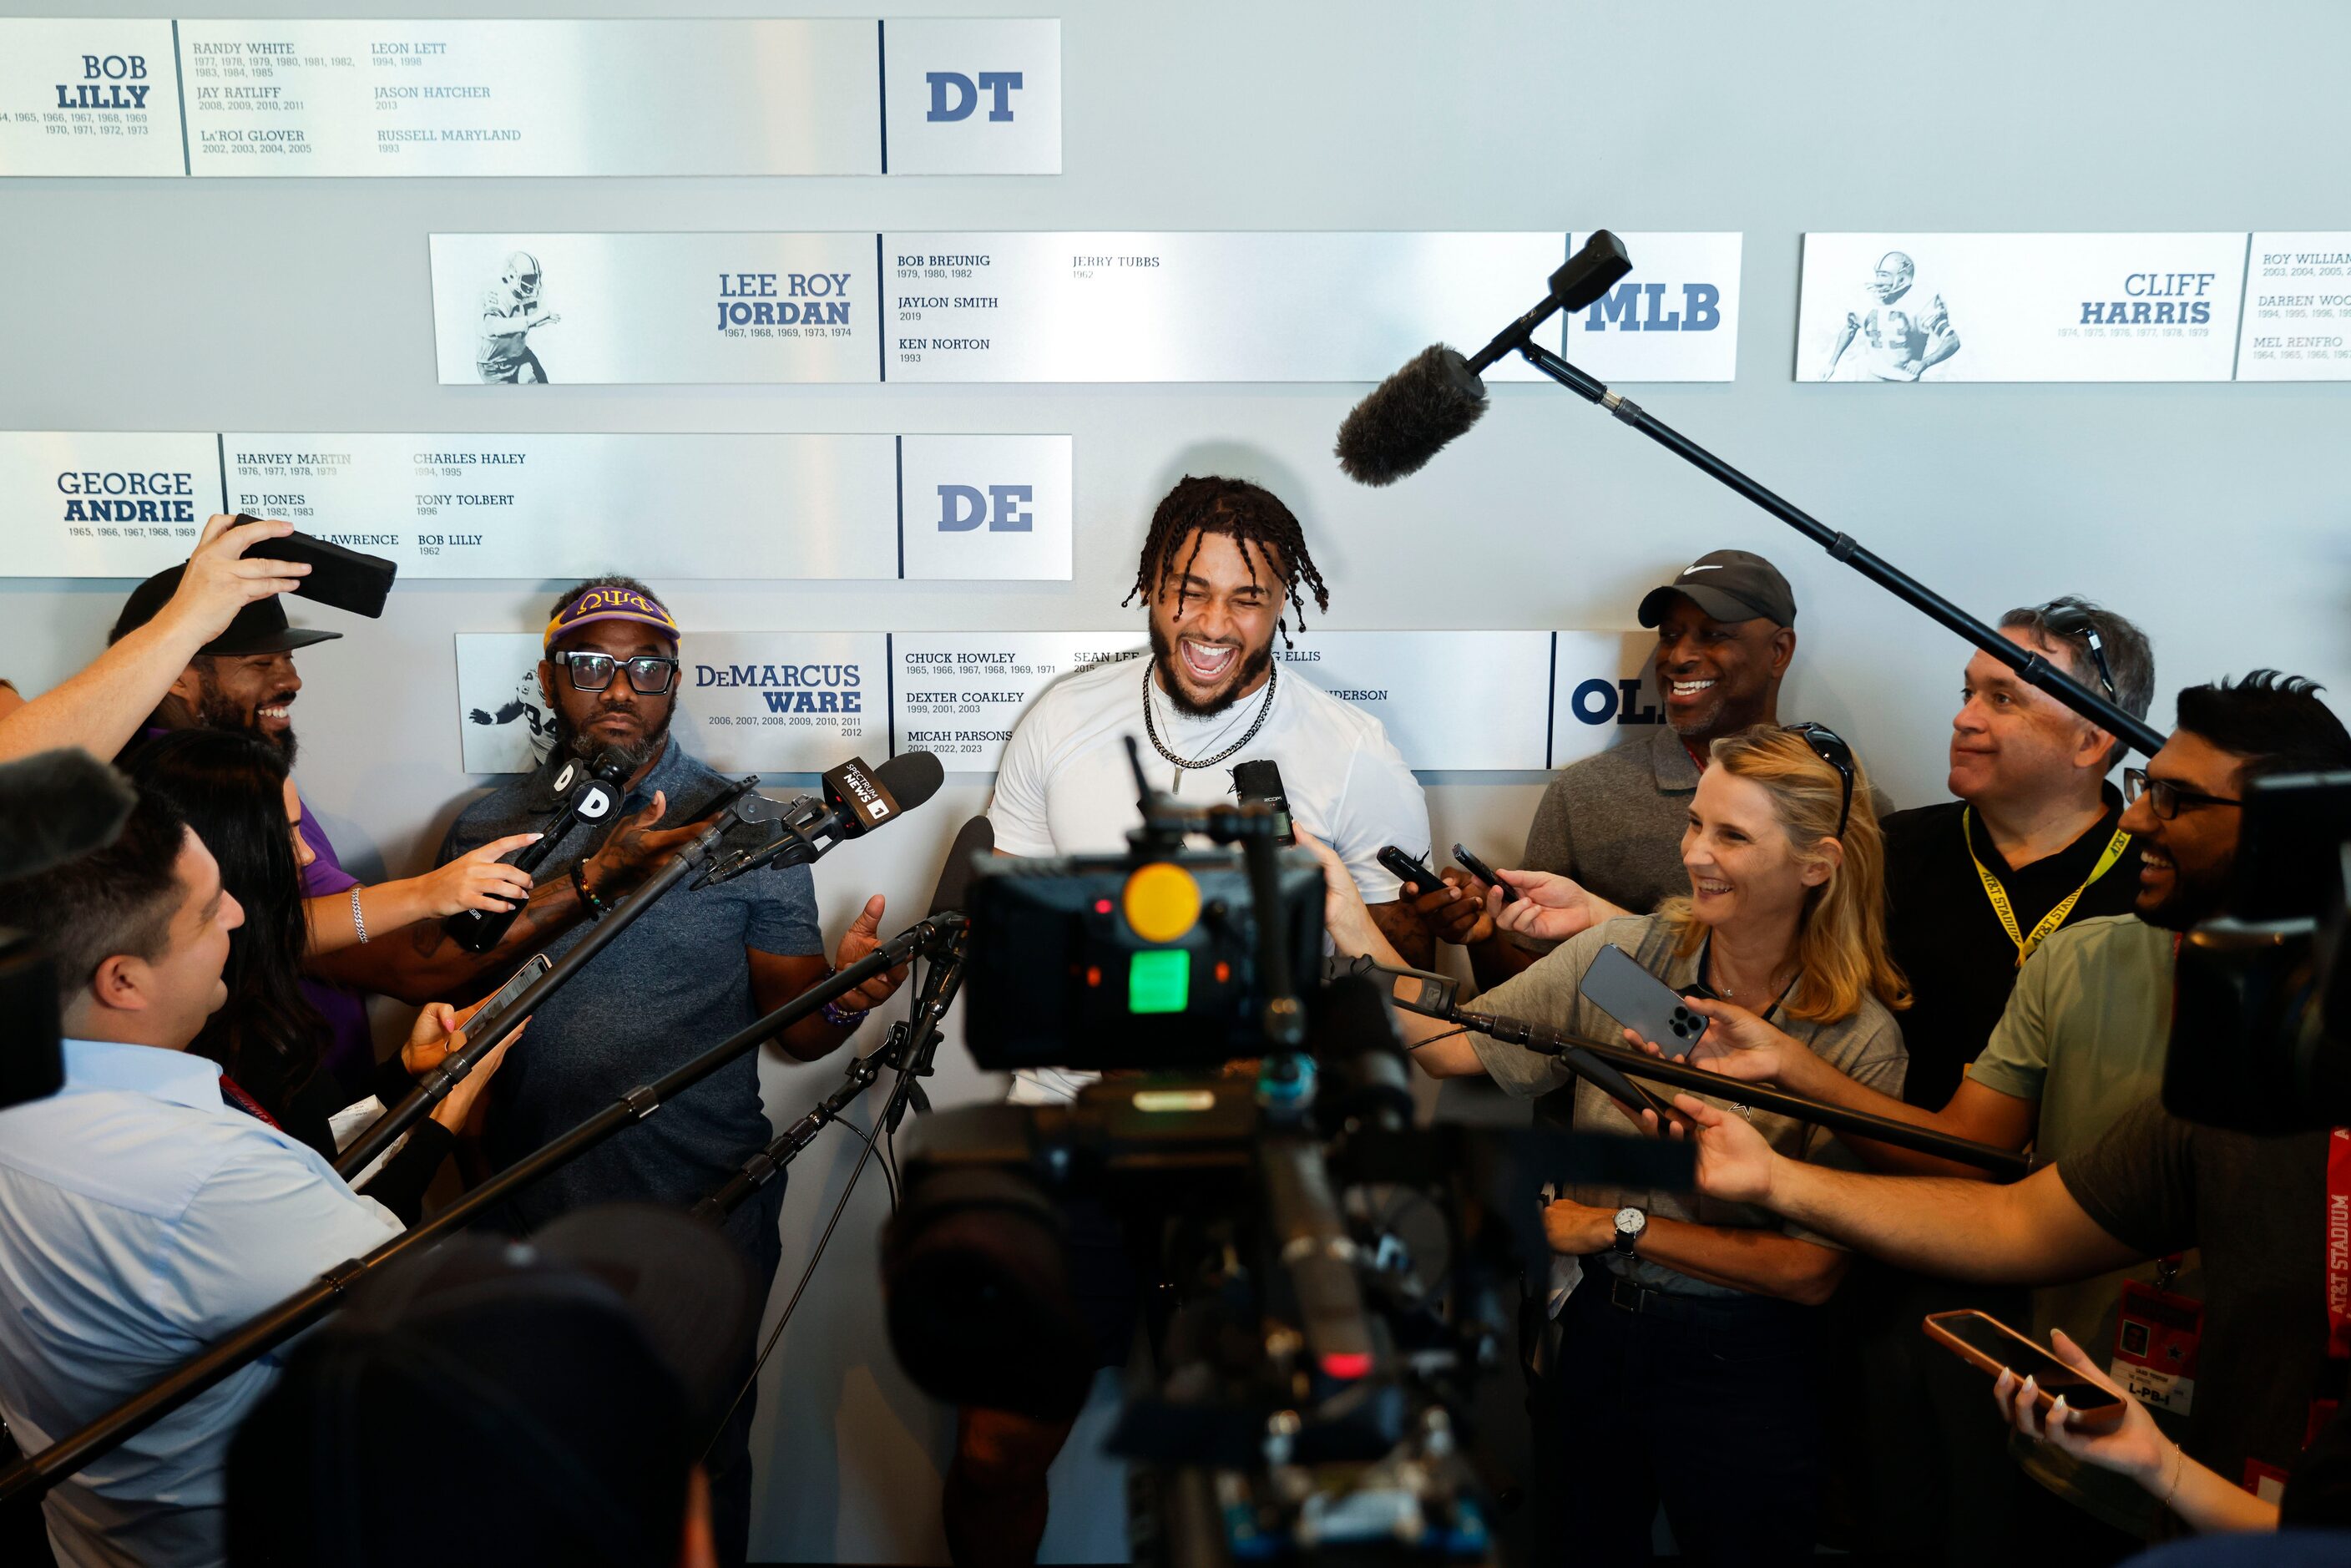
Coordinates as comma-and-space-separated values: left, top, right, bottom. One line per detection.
988, 651, 1430, 1103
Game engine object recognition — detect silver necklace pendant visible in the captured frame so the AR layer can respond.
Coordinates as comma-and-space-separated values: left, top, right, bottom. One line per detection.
1141, 661, 1277, 773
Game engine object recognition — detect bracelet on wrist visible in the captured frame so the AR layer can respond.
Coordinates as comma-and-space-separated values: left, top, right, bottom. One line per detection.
569, 861, 608, 919
350, 886, 369, 945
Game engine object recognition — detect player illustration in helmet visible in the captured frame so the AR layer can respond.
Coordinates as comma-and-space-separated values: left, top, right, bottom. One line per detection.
1819, 250, 1962, 381
476, 250, 565, 384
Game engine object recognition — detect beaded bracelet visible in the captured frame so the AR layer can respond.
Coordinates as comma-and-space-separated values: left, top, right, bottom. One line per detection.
569, 860, 608, 918
822, 995, 868, 1029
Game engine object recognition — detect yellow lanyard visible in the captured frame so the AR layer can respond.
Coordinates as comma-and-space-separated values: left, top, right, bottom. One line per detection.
1963, 808, 2132, 968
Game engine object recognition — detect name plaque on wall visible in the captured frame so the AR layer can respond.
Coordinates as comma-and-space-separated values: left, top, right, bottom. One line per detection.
1795, 233, 2252, 382
1, 432, 1073, 582
429, 231, 1747, 385
456, 629, 1661, 776
0, 17, 1060, 177
2235, 234, 2351, 381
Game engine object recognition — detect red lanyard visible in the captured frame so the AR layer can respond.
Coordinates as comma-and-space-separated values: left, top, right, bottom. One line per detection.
217, 1074, 283, 1130
2327, 1128, 2350, 1362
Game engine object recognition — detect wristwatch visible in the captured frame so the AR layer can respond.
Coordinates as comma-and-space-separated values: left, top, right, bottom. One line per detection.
1611, 1206, 1647, 1256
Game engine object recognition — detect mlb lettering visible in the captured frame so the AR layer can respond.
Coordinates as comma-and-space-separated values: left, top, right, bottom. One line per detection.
1584, 282, 1723, 332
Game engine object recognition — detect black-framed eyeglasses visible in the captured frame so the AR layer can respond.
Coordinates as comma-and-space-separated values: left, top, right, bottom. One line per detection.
2122, 767, 2242, 820
1787, 721, 1856, 838
2043, 604, 2116, 702
553, 650, 680, 695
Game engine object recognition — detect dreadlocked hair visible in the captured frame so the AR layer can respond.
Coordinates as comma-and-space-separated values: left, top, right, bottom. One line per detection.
1123, 475, 1330, 648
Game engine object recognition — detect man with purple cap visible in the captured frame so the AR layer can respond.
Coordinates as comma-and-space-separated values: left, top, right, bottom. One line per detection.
437, 574, 908, 1566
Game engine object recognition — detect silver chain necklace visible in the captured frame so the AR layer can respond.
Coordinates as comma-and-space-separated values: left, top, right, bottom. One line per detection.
1140, 660, 1277, 776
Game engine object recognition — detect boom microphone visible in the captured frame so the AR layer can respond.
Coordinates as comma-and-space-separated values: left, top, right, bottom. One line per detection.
695, 751, 944, 888
1230, 758, 1294, 846
1335, 229, 1631, 486
928, 814, 995, 916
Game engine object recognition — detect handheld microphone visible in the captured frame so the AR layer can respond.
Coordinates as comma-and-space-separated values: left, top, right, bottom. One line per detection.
695, 751, 944, 888
1230, 758, 1295, 846
443, 750, 632, 953
1335, 230, 1631, 487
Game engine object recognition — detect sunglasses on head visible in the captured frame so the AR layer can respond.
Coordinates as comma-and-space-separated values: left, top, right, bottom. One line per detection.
2040, 604, 2116, 702
1786, 721, 1855, 838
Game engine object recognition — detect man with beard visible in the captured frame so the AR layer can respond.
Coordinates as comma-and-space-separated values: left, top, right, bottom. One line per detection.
437, 576, 908, 1568
1656, 671, 2351, 1563
1418, 549, 1800, 988
951, 475, 1431, 1566
108, 559, 604, 1095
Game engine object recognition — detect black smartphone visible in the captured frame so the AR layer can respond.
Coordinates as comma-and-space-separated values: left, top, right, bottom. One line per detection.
237, 519, 398, 619
1450, 843, 1516, 903
462, 952, 552, 1053
1377, 844, 1447, 896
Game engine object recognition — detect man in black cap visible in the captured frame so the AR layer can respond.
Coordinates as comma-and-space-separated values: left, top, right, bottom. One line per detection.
0, 513, 310, 767
1409, 549, 1801, 984
225, 1203, 757, 1567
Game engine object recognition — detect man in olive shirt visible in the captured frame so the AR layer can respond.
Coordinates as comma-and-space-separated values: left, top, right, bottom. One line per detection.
1682, 670, 2351, 1556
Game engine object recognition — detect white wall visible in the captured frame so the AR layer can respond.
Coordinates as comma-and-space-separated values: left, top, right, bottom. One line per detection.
3, 3, 2345, 1560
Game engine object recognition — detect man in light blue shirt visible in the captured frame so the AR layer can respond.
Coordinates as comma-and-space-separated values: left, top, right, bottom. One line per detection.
0, 784, 402, 1568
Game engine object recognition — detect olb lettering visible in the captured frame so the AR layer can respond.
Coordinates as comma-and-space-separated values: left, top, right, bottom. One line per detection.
938, 484, 1033, 533
925, 71, 1024, 122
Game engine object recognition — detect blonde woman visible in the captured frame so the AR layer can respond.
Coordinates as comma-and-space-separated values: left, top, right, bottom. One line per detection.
1311, 724, 1909, 1562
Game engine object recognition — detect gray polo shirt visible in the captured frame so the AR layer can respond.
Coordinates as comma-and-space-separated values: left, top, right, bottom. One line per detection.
1519, 725, 1701, 917
438, 740, 823, 1243
1471, 914, 1908, 1297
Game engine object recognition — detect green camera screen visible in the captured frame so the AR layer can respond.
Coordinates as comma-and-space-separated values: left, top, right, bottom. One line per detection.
1128, 948, 1191, 1014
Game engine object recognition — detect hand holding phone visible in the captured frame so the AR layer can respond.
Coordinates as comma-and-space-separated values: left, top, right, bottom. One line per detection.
1377, 844, 1447, 896
454, 951, 552, 1060
236, 518, 398, 619
1451, 843, 1517, 903
1578, 943, 1711, 1059
1923, 1311, 2126, 1434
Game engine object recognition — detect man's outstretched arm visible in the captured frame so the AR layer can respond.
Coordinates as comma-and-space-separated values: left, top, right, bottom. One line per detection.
1673, 1094, 2143, 1287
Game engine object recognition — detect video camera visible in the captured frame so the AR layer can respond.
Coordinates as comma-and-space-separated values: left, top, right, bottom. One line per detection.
2166, 770, 2351, 1133
880, 742, 1689, 1565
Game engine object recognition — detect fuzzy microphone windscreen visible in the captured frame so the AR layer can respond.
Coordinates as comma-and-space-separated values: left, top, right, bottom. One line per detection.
0, 749, 138, 882
1334, 343, 1489, 487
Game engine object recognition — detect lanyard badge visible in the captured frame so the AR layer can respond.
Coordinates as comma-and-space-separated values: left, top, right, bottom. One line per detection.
1964, 809, 2132, 967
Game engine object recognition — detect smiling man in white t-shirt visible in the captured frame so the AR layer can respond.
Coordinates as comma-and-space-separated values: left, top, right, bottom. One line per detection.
948, 473, 1433, 1565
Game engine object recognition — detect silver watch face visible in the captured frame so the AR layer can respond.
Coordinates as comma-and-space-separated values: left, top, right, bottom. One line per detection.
1614, 1206, 1646, 1234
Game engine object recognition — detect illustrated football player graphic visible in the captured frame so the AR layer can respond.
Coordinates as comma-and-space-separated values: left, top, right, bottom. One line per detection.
475, 250, 565, 384
1820, 250, 1961, 381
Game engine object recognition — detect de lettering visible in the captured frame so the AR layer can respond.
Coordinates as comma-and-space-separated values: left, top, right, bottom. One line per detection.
56, 53, 151, 110
924, 71, 1023, 122
937, 485, 1033, 533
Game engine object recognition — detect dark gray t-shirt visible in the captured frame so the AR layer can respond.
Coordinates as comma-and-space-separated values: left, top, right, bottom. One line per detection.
439, 741, 823, 1240
1519, 725, 1702, 918
2059, 1100, 2343, 1493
